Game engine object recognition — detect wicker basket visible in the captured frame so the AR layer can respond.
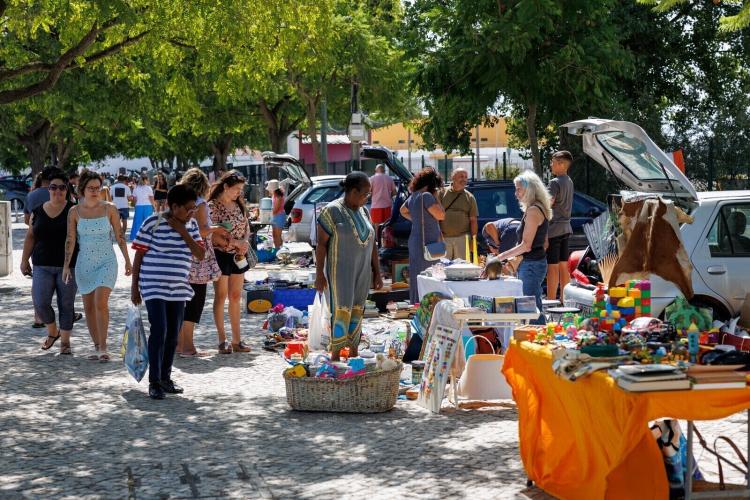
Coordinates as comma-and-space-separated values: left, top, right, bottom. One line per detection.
283, 363, 402, 413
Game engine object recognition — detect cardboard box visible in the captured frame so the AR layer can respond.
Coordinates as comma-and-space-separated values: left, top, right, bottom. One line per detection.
470, 295, 494, 313
494, 296, 516, 314
513, 325, 544, 342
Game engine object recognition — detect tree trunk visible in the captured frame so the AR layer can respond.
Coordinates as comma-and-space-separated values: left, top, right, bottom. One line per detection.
258, 98, 304, 154
525, 103, 542, 176
305, 99, 324, 176
17, 119, 53, 176
56, 136, 75, 171
212, 134, 233, 175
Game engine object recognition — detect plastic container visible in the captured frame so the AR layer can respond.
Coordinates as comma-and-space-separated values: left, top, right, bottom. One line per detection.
259, 197, 273, 224
272, 287, 317, 310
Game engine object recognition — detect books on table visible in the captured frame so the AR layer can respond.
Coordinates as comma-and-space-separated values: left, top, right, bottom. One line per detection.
611, 363, 748, 392
612, 364, 690, 392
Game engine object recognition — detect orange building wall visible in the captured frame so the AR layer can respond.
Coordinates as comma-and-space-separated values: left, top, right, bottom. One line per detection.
371, 119, 509, 151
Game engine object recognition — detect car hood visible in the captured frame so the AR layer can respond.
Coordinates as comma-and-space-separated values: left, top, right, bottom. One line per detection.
563, 119, 698, 201
361, 146, 413, 182
261, 151, 311, 187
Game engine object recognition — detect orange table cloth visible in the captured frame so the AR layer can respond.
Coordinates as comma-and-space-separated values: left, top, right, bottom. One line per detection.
502, 340, 750, 499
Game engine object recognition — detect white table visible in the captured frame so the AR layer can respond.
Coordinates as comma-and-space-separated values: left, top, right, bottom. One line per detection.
418, 275, 526, 354
417, 275, 523, 303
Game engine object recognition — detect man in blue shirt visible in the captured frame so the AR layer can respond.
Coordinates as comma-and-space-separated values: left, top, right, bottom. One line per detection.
24, 167, 63, 225
482, 217, 521, 255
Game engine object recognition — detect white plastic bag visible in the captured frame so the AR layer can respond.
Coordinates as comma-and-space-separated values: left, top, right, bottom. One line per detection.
308, 292, 331, 351
123, 304, 149, 382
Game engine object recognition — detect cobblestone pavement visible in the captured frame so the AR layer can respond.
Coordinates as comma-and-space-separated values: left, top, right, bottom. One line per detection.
1, 222, 748, 499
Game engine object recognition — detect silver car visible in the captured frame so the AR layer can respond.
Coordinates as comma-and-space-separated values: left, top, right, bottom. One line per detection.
287, 175, 346, 244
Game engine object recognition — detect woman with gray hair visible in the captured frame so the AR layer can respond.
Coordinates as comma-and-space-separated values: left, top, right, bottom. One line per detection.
495, 170, 552, 324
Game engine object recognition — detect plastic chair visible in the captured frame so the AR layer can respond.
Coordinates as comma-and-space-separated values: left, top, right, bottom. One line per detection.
456, 335, 513, 400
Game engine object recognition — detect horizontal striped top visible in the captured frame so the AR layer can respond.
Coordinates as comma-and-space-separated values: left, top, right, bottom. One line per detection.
132, 214, 203, 302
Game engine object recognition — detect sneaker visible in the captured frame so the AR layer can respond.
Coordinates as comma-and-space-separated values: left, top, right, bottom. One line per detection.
148, 383, 165, 400
159, 380, 184, 394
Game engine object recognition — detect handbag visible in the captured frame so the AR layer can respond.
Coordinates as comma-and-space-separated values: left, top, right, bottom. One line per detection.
421, 193, 446, 261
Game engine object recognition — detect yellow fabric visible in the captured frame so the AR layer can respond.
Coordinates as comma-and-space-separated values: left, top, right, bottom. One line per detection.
502, 340, 750, 499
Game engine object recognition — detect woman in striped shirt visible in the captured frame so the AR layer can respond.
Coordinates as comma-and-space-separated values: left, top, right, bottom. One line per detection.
131, 184, 205, 400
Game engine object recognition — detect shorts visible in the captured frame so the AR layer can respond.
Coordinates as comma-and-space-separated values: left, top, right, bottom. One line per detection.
370, 206, 392, 224
215, 249, 249, 275
271, 213, 286, 229
154, 191, 167, 201
118, 208, 129, 220
184, 283, 207, 323
546, 234, 570, 264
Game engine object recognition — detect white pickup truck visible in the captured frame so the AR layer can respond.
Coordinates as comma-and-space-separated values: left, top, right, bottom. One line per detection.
562, 119, 750, 321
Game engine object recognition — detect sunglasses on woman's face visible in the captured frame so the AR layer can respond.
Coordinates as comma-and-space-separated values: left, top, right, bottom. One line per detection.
48, 184, 68, 192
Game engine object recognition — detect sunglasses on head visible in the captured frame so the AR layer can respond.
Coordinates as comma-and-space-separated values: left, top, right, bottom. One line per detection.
226, 172, 246, 183
47, 184, 68, 192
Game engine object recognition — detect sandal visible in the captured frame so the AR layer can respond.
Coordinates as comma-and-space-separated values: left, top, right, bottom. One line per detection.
41, 332, 61, 351
73, 312, 83, 323
218, 341, 233, 354
87, 344, 100, 361
179, 350, 210, 358
32, 322, 46, 329
232, 341, 252, 353
99, 352, 111, 362
60, 342, 72, 355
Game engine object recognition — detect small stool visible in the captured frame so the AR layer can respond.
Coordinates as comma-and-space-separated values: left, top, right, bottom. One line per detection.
546, 306, 581, 324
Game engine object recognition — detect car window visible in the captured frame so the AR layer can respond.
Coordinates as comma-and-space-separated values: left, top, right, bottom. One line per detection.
572, 194, 596, 217
303, 185, 342, 205
597, 131, 677, 181
473, 188, 521, 218
708, 204, 750, 256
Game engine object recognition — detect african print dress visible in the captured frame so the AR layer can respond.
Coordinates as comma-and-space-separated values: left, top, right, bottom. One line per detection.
317, 199, 374, 352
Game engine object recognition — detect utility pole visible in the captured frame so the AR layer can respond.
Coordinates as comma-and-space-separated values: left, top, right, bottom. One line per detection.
320, 98, 328, 174
708, 137, 714, 191
475, 124, 481, 180
407, 127, 412, 172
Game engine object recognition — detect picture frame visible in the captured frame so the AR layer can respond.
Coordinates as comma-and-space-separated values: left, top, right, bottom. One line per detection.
391, 260, 410, 284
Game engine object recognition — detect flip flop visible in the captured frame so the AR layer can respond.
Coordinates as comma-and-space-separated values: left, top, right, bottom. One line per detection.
73, 313, 83, 323
99, 352, 111, 362
41, 333, 61, 350
60, 342, 72, 355
32, 322, 45, 329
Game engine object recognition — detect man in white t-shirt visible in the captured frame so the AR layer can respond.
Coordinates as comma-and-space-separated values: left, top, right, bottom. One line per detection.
111, 175, 133, 237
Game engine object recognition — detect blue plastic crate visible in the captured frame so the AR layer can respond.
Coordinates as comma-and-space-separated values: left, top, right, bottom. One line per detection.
256, 248, 277, 263
272, 288, 317, 310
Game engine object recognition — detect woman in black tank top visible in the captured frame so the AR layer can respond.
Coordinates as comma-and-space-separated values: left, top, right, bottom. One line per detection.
496, 172, 552, 324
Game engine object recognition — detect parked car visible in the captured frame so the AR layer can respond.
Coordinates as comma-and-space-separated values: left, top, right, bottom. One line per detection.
288, 175, 346, 243
0, 178, 29, 211
562, 118, 750, 321
378, 178, 606, 274
282, 146, 415, 244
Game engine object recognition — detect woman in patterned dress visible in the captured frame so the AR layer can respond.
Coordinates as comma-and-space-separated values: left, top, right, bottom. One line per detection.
207, 171, 252, 354
315, 172, 383, 361
63, 170, 133, 361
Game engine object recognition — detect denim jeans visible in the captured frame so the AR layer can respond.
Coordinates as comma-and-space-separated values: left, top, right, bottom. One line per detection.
518, 258, 547, 325
32, 266, 78, 330
145, 299, 185, 385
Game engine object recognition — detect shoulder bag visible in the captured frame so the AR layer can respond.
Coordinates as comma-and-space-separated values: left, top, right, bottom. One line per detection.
422, 193, 446, 261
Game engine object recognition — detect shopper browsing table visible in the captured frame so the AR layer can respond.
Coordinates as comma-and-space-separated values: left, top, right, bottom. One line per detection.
315, 172, 383, 361
495, 171, 551, 325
